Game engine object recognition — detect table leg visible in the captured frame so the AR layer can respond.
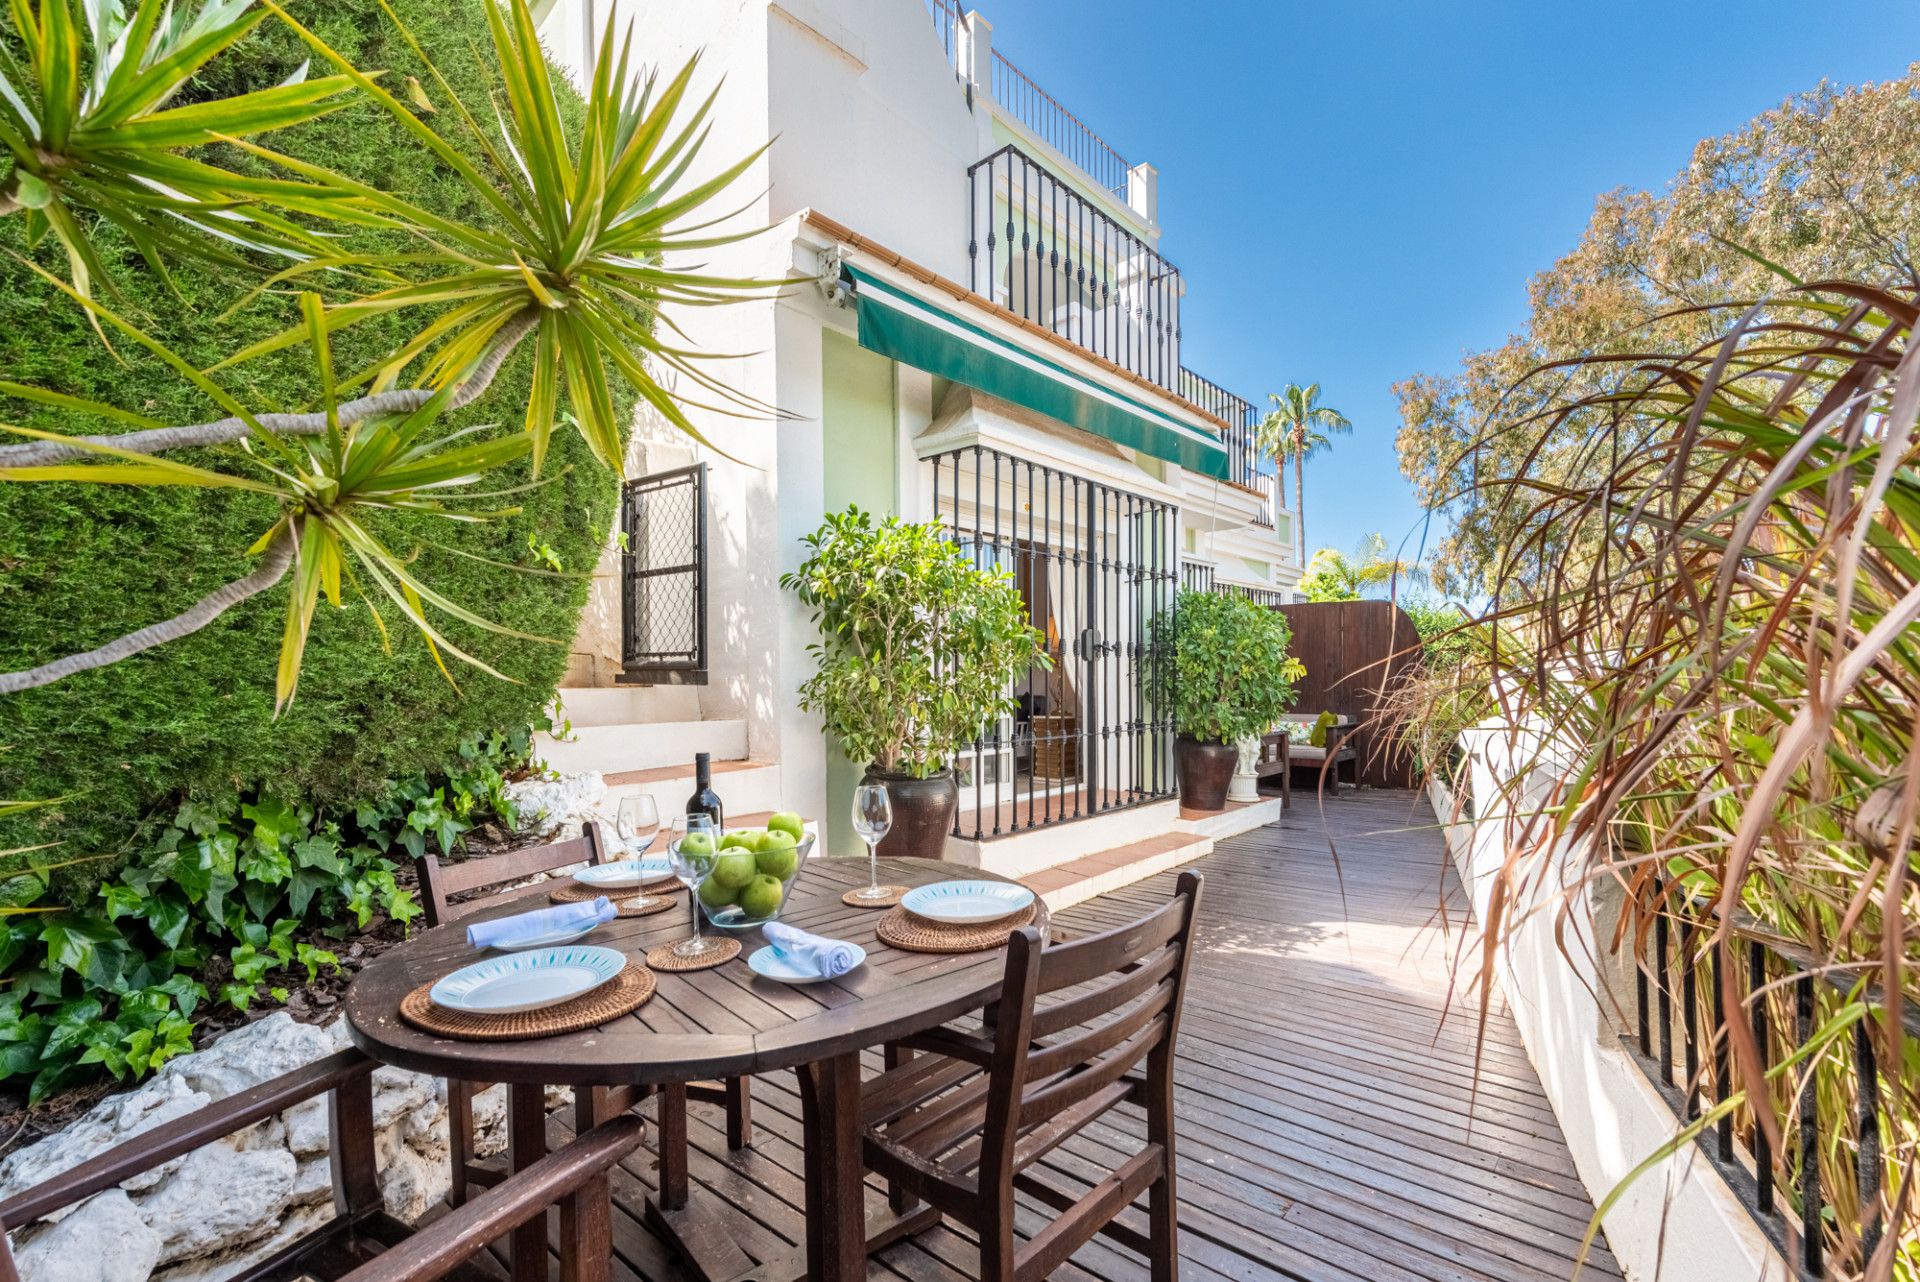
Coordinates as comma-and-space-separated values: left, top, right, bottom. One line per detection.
507, 1082, 548, 1282
799, 1052, 867, 1282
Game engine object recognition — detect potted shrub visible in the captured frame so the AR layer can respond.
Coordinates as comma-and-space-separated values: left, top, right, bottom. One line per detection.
783, 509, 1048, 859
1152, 591, 1302, 811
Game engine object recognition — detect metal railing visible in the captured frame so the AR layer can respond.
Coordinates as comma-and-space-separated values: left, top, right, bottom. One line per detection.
1179, 558, 1216, 595
989, 51, 1131, 196
1633, 887, 1904, 1276
619, 464, 708, 686
969, 144, 1181, 392
924, 0, 961, 62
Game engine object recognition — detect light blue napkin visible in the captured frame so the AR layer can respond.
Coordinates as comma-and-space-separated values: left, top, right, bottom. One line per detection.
467, 898, 616, 949
761, 922, 861, 978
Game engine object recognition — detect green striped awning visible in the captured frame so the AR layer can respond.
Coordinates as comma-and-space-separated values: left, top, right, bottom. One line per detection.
845, 266, 1230, 481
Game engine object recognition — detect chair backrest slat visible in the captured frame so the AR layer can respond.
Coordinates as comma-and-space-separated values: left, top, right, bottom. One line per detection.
1029, 939, 1181, 1039
417, 826, 608, 926
1018, 1015, 1169, 1129
1024, 981, 1173, 1081
1035, 893, 1189, 995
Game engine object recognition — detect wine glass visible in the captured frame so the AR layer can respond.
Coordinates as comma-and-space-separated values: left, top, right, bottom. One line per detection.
615, 796, 660, 859
668, 813, 722, 957
850, 783, 893, 901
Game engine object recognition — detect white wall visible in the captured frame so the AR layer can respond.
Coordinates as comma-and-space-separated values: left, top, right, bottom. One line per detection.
1438, 728, 1786, 1282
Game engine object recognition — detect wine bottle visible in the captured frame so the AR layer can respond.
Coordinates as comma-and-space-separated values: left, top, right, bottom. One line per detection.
685, 752, 724, 833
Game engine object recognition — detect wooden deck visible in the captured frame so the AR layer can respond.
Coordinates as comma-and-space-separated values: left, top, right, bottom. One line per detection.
532, 789, 1623, 1281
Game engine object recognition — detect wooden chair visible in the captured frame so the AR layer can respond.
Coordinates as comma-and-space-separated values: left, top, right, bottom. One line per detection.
857, 871, 1204, 1282
0, 1046, 639, 1282
415, 825, 752, 1208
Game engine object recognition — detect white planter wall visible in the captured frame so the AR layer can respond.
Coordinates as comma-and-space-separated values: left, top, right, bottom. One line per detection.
1436, 728, 1786, 1282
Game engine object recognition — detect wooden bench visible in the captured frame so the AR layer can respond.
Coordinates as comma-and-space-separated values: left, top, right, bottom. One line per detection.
1270, 715, 1359, 796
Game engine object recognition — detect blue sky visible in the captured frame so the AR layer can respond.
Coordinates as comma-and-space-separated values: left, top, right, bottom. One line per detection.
977, 1, 1920, 580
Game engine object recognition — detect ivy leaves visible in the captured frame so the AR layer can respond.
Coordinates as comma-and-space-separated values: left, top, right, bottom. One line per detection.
0, 729, 522, 1102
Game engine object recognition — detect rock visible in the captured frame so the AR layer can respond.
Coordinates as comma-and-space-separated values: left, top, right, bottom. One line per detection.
0, 1072, 211, 1209
133, 1143, 296, 1264
160, 1013, 334, 1100
10, 1191, 162, 1282
374, 1129, 446, 1224
469, 1084, 508, 1157
287, 1155, 333, 1209
149, 1203, 333, 1282
281, 1097, 328, 1156
504, 772, 606, 840
370, 1066, 435, 1130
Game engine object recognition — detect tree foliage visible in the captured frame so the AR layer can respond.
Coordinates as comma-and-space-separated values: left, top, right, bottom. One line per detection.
1152, 590, 1301, 744
1396, 65, 1920, 593
782, 508, 1049, 780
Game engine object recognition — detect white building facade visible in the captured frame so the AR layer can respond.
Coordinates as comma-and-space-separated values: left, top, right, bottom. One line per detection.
535, 0, 1303, 872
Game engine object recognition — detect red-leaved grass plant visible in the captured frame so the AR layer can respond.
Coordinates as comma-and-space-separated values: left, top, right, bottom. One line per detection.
1412, 274, 1919, 1279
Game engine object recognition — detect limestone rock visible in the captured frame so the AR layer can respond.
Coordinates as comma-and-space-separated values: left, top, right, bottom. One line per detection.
0, 1072, 210, 1209
504, 772, 606, 840
133, 1143, 296, 1264
161, 1013, 334, 1100
10, 1191, 161, 1282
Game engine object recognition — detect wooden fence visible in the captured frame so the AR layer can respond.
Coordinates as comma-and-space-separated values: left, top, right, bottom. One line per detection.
1274, 600, 1423, 788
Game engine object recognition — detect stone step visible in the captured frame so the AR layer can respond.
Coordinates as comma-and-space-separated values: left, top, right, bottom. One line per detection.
533, 719, 747, 776
943, 798, 1183, 880
1018, 832, 1212, 913
551, 685, 702, 727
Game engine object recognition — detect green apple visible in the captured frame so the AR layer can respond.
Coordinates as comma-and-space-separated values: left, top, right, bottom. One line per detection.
677, 831, 714, 856
738, 874, 784, 919
766, 811, 805, 842
755, 843, 799, 881
718, 829, 758, 851
697, 875, 736, 909
712, 850, 757, 889
755, 828, 797, 854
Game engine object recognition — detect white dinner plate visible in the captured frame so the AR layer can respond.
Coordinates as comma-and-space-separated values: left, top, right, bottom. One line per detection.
901, 880, 1036, 925
429, 946, 625, 1014
490, 922, 601, 951
574, 857, 673, 888
747, 942, 866, 985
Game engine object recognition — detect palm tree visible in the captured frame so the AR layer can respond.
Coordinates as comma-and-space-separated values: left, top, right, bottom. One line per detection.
1257, 383, 1352, 550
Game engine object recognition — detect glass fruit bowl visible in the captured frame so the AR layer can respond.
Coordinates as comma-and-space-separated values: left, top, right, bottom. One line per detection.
673, 827, 815, 931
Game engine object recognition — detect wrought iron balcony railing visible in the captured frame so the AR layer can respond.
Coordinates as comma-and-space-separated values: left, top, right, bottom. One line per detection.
968, 144, 1181, 393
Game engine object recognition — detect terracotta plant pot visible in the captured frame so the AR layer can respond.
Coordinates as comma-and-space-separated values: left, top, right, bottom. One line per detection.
1175, 737, 1237, 812
864, 767, 958, 861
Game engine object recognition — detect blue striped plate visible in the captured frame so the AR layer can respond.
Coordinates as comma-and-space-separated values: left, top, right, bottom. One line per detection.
429, 946, 625, 1014
900, 880, 1035, 925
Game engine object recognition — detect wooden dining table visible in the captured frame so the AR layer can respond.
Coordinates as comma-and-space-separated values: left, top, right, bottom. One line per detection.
344, 854, 1050, 1282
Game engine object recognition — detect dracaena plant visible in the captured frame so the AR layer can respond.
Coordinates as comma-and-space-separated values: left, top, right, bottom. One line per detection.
218, 0, 778, 473
0, 0, 357, 296
0, 0, 778, 704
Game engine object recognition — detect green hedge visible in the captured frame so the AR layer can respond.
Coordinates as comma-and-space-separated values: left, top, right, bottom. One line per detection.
0, 0, 624, 892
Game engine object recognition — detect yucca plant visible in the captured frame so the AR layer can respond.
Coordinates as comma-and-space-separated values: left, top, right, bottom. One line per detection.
0, 0, 357, 295
0, 0, 778, 703
216, 0, 776, 473
1436, 272, 1920, 1277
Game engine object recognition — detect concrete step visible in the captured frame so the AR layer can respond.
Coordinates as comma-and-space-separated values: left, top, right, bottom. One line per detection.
1019, 832, 1212, 914
944, 798, 1182, 880
1175, 793, 1287, 840
551, 685, 702, 728
533, 719, 748, 776
602, 759, 786, 825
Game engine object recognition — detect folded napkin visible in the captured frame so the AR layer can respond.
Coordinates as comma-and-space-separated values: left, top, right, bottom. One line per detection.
467, 898, 615, 950
761, 922, 861, 978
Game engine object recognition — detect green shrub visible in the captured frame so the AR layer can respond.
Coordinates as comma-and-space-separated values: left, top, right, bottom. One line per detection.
1152, 590, 1302, 744
0, 730, 530, 1102
0, 0, 624, 887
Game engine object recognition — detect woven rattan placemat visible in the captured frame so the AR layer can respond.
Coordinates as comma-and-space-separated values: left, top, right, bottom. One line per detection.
875, 902, 1038, 954
399, 964, 655, 1041
644, 936, 741, 971
549, 874, 678, 903
841, 884, 909, 908
545, 886, 678, 918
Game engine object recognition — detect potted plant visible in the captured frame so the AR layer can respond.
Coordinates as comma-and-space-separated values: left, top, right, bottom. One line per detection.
1151, 591, 1302, 811
783, 509, 1048, 859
